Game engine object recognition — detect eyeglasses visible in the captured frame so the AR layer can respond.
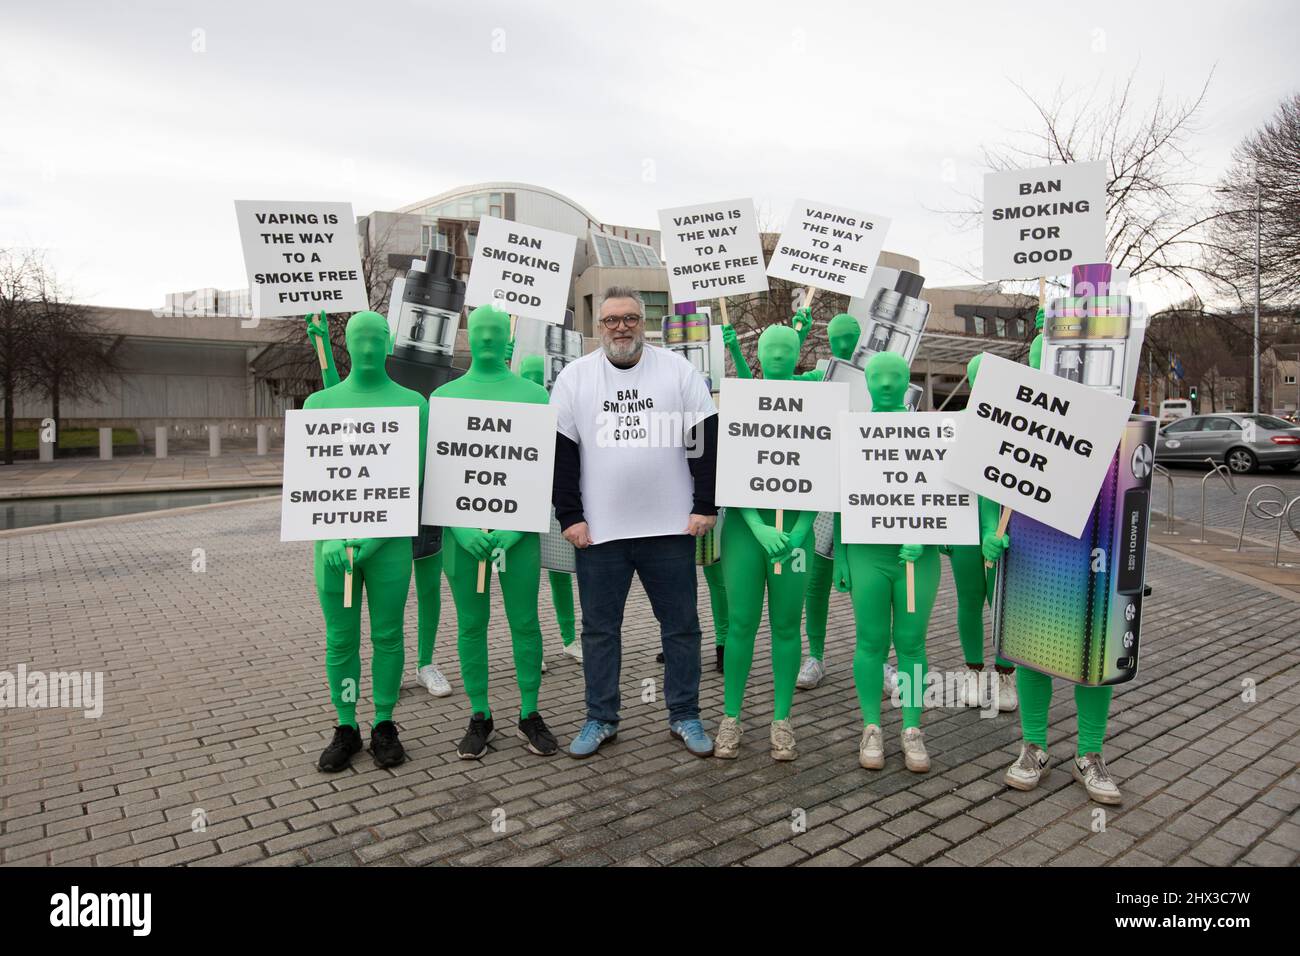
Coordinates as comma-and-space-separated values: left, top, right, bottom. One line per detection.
599, 314, 643, 330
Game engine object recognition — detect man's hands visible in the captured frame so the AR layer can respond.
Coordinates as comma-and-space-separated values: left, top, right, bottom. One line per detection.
562, 521, 592, 549
684, 514, 716, 538
981, 528, 1010, 564
451, 527, 497, 561
898, 543, 923, 564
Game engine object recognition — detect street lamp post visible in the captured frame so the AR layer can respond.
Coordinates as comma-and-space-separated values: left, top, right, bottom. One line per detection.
1216, 171, 1262, 414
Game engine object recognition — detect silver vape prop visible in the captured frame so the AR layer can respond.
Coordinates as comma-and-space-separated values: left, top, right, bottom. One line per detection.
1040, 263, 1146, 398
850, 269, 931, 369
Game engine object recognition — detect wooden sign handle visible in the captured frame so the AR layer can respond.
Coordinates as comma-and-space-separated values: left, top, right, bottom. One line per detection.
803, 286, 818, 313
905, 560, 916, 614
314, 334, 328, 371
984, 507, 1012, 569
718, 296, 730, 326
476, 528, 489, 593
774, 509, 784, 575
343, 545, 354, 609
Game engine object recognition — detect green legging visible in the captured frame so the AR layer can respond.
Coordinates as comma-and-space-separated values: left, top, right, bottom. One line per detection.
721, 512, 807, 721
548, 570, 576, 646
702, 561, 730, 647
846, 543, 939, 729
315, 536, 412, 728
1017, 668, 1113, 756
414, 550, 443, 668
946, 544, 1012, 669
804, 551, 833, 660
445, 530, 544, 719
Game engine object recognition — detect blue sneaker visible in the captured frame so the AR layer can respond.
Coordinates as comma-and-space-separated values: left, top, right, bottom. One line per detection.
569, 720, 618, 759
669, 719, 714, 758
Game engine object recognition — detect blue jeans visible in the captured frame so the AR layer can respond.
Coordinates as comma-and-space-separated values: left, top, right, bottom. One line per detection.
575, 533, 702, 725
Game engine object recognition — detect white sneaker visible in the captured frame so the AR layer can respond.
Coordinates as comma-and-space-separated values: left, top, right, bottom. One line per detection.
415, 664, 452, 698
715, 716, 743, 759
1072, 753, 1122, 805
859, 723, 884, 770
996, 670, 1018, 712
540, 659, 548, 673
960, 667, 983, 708
770, 719, 797, 761
796, 656, 825, 690
562, 641, 583, 663
1004, 742, 1049, 791
883, 663, 899, 699
901, 727, 930, 773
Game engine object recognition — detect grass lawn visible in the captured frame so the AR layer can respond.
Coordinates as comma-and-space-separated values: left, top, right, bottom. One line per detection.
9, 428, 138, 451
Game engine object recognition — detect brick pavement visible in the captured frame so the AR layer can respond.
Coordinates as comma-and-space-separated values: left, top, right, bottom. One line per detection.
1, 498, 1297, 867
0, 452, 283, 500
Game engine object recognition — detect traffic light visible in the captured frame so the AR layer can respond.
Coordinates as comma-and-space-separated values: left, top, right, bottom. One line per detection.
1189, 385, 1198, 402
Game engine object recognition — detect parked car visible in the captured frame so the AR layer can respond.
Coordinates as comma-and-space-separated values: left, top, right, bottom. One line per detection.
1155, 413, 1300, 474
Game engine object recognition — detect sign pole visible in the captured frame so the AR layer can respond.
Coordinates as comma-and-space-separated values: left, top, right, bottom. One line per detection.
906, 560, 915, 613
477, 530, 488, 593
717, 296, 729, 326
803, 286, 818, 313
314, 311, 329, 371
343, 545, 354, 609
774, 509, 784, 575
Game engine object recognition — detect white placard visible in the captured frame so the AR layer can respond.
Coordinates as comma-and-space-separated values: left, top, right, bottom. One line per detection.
716, 378, 849, 511
280, 406, 419, 541
464, 217, 576, 325
943, 353, 1133, 538
658, 198, 768, 303
839, 412, 979, 545
766, 199, 891, 298
424, 398, 558, 533
234, 200, 367, 319
982, 161, 1107, 281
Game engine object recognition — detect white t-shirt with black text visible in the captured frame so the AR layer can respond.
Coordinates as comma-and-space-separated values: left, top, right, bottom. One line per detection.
551, 344, 716, 544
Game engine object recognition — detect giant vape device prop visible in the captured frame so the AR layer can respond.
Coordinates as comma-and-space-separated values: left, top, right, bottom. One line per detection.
993, 263, 1155, 686
385, 248, 466, 395
846, 266, 931, 413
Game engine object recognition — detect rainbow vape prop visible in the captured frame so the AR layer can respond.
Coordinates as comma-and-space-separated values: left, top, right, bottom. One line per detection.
385, 248, 466, 395
993, 263, 1156, 685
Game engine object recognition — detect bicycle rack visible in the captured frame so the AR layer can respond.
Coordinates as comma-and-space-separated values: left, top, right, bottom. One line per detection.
1191, 459, 1237, 543
1273, 495, 1300, 567
1232, 483, 1287, 556
1153, 464, 1176, 534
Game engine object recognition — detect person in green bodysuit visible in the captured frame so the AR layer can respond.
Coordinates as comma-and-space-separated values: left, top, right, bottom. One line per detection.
305, 310, 428, 772
518, 353, 582, 668
433, 304, 558, 760
834, 351, 938, 773
943, 353, 1017, 713
306, 312, 453, 699
994, 319, 1122, 805
713, 325, 813, 761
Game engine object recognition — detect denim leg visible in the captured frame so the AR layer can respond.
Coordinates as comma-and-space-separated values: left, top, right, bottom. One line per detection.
635, 534, 702, 723
574, 538, 635, 725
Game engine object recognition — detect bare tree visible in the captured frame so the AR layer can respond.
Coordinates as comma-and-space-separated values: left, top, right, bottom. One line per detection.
1210, 92, 1300, 308
0, 249, 41, 465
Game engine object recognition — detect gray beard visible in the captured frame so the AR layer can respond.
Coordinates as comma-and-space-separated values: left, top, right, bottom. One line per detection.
603, 336, 643, 366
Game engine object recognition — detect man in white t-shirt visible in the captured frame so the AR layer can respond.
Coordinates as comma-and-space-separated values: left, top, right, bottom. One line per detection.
551, 286, 719, 759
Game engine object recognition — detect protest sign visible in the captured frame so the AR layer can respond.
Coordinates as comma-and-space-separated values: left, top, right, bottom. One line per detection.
982, 161, 1106, 281
281, 406, 419, 541
424, 398, 557, 534
839, 412, 979, 545
716, 378, 849, 511
943, 353, 1133, 538
464, 217, 576, 324
234, 200, 367, 319
767, 199, 890, 300
658, 198, 768, 305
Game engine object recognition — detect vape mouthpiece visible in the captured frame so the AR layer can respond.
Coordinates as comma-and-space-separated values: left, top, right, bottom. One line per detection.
1072, 263, 1112, 299
424, 248, 456, 280
894, 271, 925, 299
674, 301, 697, 316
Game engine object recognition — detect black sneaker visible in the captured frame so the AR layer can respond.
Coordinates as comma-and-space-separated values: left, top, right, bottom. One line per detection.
516, 712, 558, 756
716, 645, 725, 673
318, 724, 362, 773
656, 651, 665, 663
368, 720, 407, 768
457, 712, 494, 760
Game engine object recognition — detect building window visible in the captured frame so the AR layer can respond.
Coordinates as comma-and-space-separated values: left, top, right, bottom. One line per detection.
995, 318, 1007, 338
641, 291, 669, 334
1286, 375, 1298, 385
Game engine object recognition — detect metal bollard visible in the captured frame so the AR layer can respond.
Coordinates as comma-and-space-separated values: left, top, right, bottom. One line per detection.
1190, 458, 1236, 543
155, 426, 168, 459
256, 423, 269, 456
1153, 464, 1175, 534
98, 427, 113, 460
38, 435, 54, 462
208, 425, 221, 458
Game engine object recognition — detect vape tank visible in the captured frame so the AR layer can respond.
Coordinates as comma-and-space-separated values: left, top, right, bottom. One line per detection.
385, 248, 466, 395
664, 302, 725, 392
994, 261, 1156, 686
1040, 263, 1132, 396
850, 269, 931, 369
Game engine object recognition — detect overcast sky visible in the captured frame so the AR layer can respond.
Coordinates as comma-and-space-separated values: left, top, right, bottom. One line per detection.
2, 0, 1296, 309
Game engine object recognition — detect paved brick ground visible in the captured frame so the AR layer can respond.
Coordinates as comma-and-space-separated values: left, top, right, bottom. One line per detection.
1153, 467, 1300, 540
2, 497, 1297, 867
0, 451, 283, 500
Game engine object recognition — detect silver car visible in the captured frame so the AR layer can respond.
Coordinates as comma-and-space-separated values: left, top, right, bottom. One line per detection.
1155, 413, 1300, 474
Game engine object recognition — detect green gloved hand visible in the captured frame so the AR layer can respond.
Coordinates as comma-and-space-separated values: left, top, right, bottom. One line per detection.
751, 523, 791, 561
721, 324, 738, 350
791, 306, 813, 346
450, 527, 498, 562
505, 337, 515, 364
898, 543, 923, 564
493, 529, 525, 553
981, 528, 1010, 564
